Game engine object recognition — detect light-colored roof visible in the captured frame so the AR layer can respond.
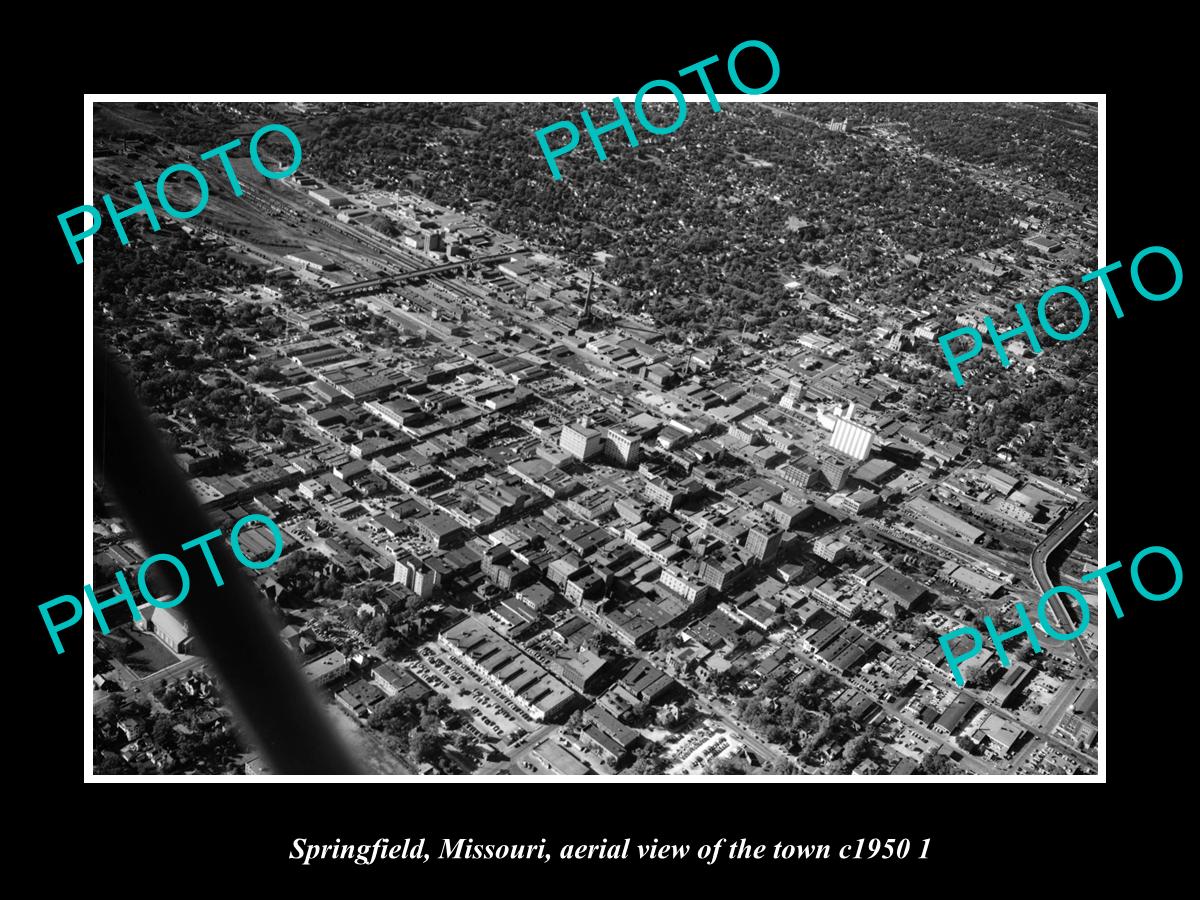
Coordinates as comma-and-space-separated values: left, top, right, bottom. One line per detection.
143, 605, 190, 646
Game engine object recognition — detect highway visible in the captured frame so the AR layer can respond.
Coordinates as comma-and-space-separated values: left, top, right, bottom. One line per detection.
1029, 501, 1098, 673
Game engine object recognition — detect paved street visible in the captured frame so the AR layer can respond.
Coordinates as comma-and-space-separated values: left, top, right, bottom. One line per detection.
690, 695, 785, 769
477, 723, 558, 775
1030, 502, 1098, 673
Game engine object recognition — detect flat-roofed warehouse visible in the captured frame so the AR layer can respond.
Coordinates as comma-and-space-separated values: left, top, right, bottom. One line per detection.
1022, 233, 1063, 255
308, 187, 351, 208
868, 566, 929, 610
438, 617, 577, 721
853, 456, 897, 485
414, 513, 465, 549
284, 250, 341, 272
945, 564, 1005, 598
905, 496, 985, 544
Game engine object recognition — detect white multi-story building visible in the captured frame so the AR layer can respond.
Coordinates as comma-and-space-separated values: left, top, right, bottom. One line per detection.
604, 428, 641, 467
560, 421, 603, 461
659, 568, 710, 605
813, 535, 848, 563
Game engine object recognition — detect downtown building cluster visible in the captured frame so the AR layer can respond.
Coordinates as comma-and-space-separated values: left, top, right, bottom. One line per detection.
91, 101, 1101, 777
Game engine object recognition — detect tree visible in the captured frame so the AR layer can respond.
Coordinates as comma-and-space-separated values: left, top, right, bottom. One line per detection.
174, 731, 203, 762
361, 616, 390, 645
320, 575, 343, 598
425, 694, 450, 718
97, 701, 123, 728
151, 715, 176, 749
96, 753, 130, 775
409, 728, 444, 765
584, 631, 616, 656
708, 757, 750, 775
344, 583, 379, 607
712, 666, 744, 696
843, 734, 871, 766
282, 425, 305, 445
653, 629, 677, 652
655, 704, 683, 728
626, 745, 666, 775
377, 636, 403, 659
917, 750, 955, 775
126, 698, 151, 719
565, 709, 587, 732
372, 695, 423, 748
451, 732, 482, 769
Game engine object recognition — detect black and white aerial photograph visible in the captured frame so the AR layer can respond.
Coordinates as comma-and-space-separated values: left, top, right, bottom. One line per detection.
87, 98, 1100, 778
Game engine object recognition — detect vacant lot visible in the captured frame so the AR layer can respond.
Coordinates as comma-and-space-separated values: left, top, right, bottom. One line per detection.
123, 628, 180, 677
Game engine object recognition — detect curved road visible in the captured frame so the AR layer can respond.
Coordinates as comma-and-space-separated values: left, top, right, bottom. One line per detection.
1029, 501, 1097, 673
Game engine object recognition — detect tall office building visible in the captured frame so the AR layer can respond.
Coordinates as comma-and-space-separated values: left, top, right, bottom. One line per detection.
604, 428, 641, 467
745, 515, 783, 564
813, 535, 848, 563
781, 455, 823, 490
560, 420, 603, 461
780, 379, 806, 410
822, 457, 851, 492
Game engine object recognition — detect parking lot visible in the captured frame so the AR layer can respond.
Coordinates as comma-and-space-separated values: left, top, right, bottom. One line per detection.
663, 720, 742, 775
409, 642, 536, 746
522, 633, 559, 668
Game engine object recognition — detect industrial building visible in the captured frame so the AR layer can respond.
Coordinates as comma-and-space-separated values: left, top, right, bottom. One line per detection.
829, 403, 876, 461
284, 250, 341, 272
869, 566, 929, 610
906, 496, 985, 544
309, 187, 351, 209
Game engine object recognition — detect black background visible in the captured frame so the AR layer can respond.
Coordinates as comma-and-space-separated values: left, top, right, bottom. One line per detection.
19, 21, 1190, 887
